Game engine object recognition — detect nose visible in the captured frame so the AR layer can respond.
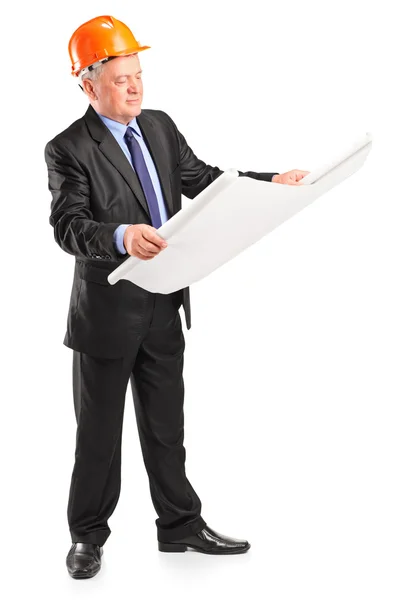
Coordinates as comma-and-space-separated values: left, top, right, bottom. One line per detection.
127, 81, 140, 94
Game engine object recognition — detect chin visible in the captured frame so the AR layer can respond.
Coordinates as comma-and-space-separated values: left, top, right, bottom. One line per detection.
128, 104, 141, 114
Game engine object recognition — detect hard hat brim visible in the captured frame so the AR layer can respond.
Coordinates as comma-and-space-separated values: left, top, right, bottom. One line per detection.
72, 45, 151, 77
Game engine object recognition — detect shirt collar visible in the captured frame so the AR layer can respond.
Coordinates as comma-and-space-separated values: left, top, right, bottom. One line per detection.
95, 110, 141, 138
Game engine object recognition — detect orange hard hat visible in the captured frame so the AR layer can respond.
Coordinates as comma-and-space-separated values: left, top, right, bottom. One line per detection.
68, 15, 150, 77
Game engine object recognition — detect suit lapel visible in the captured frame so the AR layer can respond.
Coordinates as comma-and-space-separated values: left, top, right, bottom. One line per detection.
84, 105, 174, 220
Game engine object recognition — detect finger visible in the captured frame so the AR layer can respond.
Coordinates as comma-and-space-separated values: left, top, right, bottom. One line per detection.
128, 247, 150, 259
138, 240, 161, 254
138, 248, 158, 257
143, 229, 167, 249
135, 248, 154, 260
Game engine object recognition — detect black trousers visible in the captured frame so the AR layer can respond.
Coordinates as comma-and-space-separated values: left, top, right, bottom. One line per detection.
67, 291, 206, 546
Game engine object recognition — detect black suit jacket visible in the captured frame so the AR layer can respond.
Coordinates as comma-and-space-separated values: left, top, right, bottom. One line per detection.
45, 104, 278, 358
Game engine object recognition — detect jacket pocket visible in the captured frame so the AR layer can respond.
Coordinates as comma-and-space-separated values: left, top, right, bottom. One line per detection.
75, 260, 113, 286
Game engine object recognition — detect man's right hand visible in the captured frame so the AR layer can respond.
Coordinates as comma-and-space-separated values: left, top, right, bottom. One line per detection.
123, 224, 168, 260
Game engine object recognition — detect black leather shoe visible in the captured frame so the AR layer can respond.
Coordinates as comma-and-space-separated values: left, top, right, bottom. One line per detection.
158, 525, 250, 554
66, 543, 103, 579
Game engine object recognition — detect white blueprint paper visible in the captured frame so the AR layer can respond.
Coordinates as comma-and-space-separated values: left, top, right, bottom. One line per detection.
108, 132, 372, 293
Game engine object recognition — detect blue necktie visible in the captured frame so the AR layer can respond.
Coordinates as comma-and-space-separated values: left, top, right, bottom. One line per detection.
124, 126, 162, 228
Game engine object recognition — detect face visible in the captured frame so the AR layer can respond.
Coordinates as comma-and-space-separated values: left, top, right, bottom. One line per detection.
84, 54, 143, 124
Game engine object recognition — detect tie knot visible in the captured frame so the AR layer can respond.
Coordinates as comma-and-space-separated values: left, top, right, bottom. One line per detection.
125, 127, 134, 141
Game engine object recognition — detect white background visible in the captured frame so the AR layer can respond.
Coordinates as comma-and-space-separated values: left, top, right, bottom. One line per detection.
1, 1, 399, 598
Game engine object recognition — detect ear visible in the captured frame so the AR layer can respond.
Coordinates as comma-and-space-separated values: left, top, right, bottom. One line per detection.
81, 78, 97, 101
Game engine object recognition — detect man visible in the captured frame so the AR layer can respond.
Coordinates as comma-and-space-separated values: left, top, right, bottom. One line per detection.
45, 15, 309, 579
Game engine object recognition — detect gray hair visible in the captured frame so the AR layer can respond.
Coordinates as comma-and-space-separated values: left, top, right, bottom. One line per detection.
79, 61, 107, 84
79, 53, 138, 85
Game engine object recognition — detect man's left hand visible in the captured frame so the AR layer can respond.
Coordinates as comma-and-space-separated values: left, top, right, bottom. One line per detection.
272, 170, 310, 185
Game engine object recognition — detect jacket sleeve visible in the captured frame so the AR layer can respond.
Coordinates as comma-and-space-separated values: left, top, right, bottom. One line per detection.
45, 139, 123, 261
163, 112, 279, 200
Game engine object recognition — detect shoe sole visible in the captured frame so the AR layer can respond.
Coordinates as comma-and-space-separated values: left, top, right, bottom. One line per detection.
68, 568, 101, 579
158, 541, 251, 554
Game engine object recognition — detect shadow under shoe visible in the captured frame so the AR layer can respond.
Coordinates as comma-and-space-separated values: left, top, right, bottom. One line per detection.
158, 525, 251, 554
66, 543, 104, 579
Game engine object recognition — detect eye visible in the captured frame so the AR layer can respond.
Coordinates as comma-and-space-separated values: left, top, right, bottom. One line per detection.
116, 79, 127, 85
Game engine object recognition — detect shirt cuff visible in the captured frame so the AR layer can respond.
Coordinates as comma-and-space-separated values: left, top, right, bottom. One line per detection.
113, 224, 132, 255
